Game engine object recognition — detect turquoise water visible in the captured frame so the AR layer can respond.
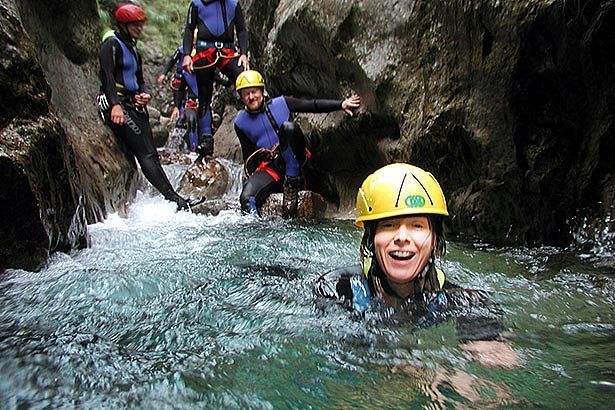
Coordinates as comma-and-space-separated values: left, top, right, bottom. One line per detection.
1, 176, 614, 408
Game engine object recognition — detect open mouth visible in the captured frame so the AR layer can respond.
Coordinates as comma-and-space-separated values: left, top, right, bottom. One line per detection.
389, 251, 414, 261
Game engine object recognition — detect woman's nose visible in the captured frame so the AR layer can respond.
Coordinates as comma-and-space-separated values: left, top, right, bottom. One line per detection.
394, 224, 410, 242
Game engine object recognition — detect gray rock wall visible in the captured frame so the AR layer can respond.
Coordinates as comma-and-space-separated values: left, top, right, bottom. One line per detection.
243, 0, 615, 245
0, 0, 136, 271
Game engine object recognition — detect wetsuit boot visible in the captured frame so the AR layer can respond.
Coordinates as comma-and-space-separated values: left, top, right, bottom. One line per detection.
197, 134, 214, 158
163, 190, 190, 210
282, 175, 302, 218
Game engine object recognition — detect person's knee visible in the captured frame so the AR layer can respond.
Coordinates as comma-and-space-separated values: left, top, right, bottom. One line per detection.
239, 188, 253, 213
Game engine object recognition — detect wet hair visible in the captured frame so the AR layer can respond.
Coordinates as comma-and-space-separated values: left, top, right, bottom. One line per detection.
360, 215, 447, 296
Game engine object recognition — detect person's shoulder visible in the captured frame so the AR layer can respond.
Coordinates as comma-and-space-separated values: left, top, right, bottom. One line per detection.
234, 109, 249, 124
100, 33, 117, 49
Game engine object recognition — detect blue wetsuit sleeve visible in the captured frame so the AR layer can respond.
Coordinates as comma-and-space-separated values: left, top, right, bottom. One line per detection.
98, 38, 121, 107
284, 96, 343, 113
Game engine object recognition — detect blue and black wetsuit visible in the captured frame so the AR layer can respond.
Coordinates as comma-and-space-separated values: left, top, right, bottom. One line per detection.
314, 265, 504, 342
234, 96, 344, 214
98, 30, 186, 207
182, 0, 249, 145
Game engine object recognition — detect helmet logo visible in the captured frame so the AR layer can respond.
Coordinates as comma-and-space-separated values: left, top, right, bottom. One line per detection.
404, 195, 425, 208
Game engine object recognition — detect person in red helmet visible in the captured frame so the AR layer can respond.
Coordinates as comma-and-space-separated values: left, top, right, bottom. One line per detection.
97, 3, 195, 210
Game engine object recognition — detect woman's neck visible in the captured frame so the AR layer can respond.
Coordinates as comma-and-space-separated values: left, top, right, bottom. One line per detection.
377, 263, 432, 303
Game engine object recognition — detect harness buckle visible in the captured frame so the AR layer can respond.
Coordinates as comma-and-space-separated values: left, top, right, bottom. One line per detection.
214, 41, 224, 49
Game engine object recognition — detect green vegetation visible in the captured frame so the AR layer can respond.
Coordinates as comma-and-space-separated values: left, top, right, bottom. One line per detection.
97, 0, 191, 56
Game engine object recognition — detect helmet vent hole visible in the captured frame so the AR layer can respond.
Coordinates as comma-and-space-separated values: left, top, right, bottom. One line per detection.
368, 207, 372, 212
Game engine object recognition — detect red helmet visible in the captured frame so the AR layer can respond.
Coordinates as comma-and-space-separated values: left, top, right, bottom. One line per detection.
114, 3, 147, 24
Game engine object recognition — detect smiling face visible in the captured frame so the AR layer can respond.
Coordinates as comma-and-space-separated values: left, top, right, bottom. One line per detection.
240, 87, 265, 111
374, 216, 434, 287
126, 22, 144, 39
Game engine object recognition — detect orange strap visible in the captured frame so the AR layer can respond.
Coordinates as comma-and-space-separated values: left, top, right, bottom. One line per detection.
185, 100, 199, 111
192, 48, 238, 70
255, 162, 281, 181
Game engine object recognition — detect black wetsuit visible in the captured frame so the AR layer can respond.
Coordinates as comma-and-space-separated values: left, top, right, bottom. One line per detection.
314, 265, 504, 342
234, 96, 343, 214
98, 30, 185, 206
182, 0, 248, 140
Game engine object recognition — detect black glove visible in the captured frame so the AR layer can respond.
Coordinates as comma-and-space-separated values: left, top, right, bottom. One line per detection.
185, 108, 198, 134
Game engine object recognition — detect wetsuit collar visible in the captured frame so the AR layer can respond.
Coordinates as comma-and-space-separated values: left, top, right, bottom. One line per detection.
115, 27, 137, 47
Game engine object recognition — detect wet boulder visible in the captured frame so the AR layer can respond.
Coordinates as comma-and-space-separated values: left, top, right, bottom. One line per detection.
177, 157, 229, 202
260, 191, 328, 220
158, 149, 192, 166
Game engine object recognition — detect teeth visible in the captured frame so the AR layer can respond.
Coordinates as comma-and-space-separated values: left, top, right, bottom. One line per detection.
390, 251, 412, 258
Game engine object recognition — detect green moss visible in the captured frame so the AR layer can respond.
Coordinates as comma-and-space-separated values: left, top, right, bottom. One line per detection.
96, 0, 191, 55
142, 0, 191, 56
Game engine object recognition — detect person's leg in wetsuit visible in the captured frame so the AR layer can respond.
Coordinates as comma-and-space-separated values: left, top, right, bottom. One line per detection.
194, 68, 216, 156
239, 169, 283, 215
194, 61, 245, 157
112, 104, 189, 209
277, 121, 306, 217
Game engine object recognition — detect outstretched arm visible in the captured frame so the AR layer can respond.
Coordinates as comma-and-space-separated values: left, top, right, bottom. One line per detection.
284, 94, 361, 115
158, 48, 182, 84
341, 94, 361, 116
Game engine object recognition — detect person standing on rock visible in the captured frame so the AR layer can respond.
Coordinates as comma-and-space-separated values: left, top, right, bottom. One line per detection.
233, 70, 361, 218
157, 45, 230, 152
181, 0, 250, 158
97, 3, 192, 210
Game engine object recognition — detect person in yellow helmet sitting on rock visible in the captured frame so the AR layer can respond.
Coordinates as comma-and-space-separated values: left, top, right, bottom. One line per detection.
234, 70, 361, 218
315, 163, 520, 369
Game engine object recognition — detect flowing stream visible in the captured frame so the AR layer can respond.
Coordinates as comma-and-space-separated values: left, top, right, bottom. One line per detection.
1, 162, 614, 409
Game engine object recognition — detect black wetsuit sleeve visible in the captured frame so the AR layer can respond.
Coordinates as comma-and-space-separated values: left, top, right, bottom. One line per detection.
235, 124, 257, 162
99, 38, 122, 107
313, 266, 363, 311
439, 288, 504, 342
182, 3, 198, 55
284, 96, 343, 113
173, 87, 186, 108
234, 4, 249, 55
160, 49, 182, 76
455, 315, 503, 342
136, 52, 148, 95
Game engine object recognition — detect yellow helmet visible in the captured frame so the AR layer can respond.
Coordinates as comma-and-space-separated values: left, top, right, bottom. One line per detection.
235, 70, 265, 92
355, 163, 448, 227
